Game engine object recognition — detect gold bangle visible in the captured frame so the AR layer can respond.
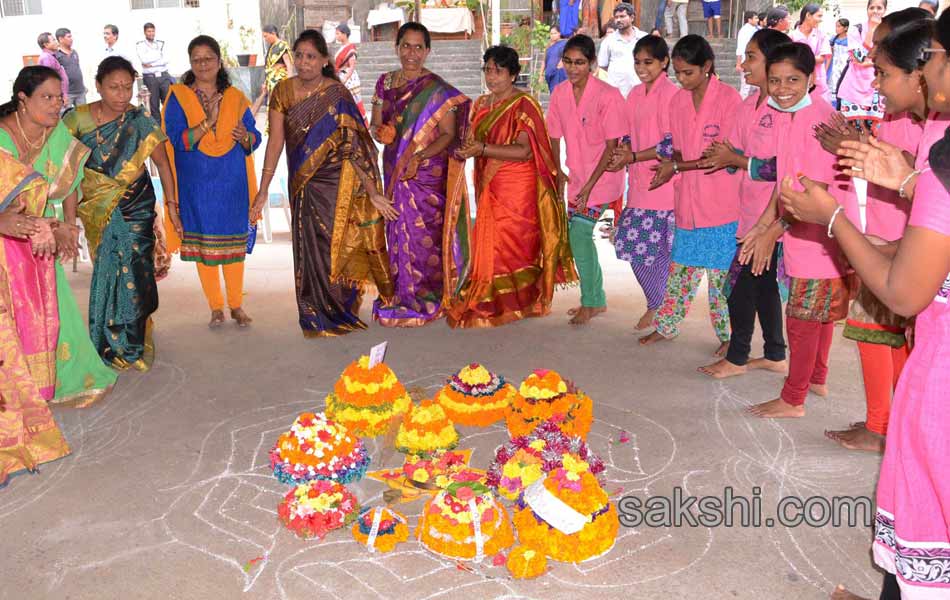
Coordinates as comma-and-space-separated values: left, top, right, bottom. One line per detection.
261, 167, 276, 175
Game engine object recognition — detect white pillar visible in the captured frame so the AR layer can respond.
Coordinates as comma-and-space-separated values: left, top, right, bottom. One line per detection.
491, 0, 501, 45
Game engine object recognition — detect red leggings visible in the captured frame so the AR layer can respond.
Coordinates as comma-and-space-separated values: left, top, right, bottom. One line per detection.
858, 341, 910, 435
781, 317, 834, 406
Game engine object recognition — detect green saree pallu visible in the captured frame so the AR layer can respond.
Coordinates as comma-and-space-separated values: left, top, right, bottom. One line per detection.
64, 105, 167, 371
0, 122, 118, 406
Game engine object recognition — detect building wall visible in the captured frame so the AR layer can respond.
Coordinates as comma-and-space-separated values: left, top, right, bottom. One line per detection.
0, 0, 262, 100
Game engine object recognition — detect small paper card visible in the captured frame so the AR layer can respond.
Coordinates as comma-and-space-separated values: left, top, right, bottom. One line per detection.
368, 341, 388, 367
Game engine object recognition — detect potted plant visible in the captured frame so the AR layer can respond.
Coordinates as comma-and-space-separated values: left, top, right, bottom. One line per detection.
237, 25, 258, 67
219, 41, 239, 68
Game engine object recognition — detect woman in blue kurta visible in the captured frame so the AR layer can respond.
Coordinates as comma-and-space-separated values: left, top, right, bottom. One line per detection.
162, 35, 261, 328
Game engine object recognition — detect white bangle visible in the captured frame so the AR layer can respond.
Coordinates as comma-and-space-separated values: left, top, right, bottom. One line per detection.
898, 169, 920, 199
827, 206, 844, 238
747, 156, 753, 173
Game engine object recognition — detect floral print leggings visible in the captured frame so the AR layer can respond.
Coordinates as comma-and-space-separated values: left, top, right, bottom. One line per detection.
653, 262, 730, 342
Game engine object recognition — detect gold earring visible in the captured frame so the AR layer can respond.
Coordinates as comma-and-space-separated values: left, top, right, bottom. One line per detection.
937, 91, 947, 103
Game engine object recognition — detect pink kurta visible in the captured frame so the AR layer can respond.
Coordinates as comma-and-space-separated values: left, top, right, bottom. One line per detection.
854, 113, 923, 241
667, 76, 743, 229
625, 73, 678, 211
775, 94, 858, 279
547, 76, 627, 207
915, 112, 950, 170
873, 167, 950, 599
835, 21, 875, 107
731, 91, 777, 238
790, 27, 832, 100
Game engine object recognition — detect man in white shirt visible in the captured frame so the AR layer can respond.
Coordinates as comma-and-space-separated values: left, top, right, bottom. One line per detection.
136, 22, 174, 120
735, 11, 759, 98
596, 2, 648, 98
102, 24, 136, 65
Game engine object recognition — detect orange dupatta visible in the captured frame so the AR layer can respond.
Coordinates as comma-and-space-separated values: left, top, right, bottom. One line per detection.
161, 84, 258, 253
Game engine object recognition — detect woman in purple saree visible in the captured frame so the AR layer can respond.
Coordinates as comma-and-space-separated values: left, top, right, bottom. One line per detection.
370, 23, 471, 327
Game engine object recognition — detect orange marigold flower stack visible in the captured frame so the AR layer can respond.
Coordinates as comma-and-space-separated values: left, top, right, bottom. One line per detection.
506, 369, 593, 439
395, 398, 459, 456
512, 454, 619, 563
506, 545, 548, 579
351, 506, 410, 553
436, 363, 516, 427
325, 355, 411, 437
416, 476, 514, 561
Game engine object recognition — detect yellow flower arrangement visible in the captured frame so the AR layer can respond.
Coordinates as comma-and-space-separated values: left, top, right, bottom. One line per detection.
506, 370, 593, 439
512, 468, 619, 563
436, 364, 515, 427
351, 507, 410, 553
396, 399, 459, 456
506, 545, 548, 579
325, 355, 411, 437
416, 481, 514, 560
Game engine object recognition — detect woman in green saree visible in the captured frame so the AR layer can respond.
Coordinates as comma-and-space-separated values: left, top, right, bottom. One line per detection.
0, 65, 117, 406
64, 57, 174, 372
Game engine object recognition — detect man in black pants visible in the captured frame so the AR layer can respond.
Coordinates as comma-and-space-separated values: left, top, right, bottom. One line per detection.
135, 22, 173, 120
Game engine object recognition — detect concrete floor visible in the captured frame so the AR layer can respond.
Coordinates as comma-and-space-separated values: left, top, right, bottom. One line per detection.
1, 226, 885, 600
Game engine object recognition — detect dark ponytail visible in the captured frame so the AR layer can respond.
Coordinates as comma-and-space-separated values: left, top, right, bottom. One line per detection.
0, 65, 61, 117
293, 29, 339, 80
182, 35, 231, 93
672, 34, 717, 76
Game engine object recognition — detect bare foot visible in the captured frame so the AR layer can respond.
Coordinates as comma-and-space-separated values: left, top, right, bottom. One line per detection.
569, 306, 607, 325
810, 383, 829, 397
747, 357, 789, 374
209, 310, 225, 328
231, 307, 253, 328
824, 422, 864, 441
635, 309, 657, 330
639, 330, 672, 346
698, 359, 747, 379
826, 426, 885, 453
714, 341, 729, 357
830, 583, 869, 600
567, 306, 581, 316
746, 398, 805, 418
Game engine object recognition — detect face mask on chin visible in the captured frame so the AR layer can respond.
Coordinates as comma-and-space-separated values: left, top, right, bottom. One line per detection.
767, 78, 814, 112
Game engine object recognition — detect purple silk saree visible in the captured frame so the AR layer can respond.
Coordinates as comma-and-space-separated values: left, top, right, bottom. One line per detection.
372, 71, 470, 327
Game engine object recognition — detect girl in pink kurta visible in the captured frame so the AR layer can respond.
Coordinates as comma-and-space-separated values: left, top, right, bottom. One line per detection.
835, 0, 887, 122
826, 19, 932, 452
747, 42, 858, 419
781, 107, 950, 600
546, 34, 626, 326
639, 35, 743, 352
607, 35, 678, 331
790, 4, 832, 102
697, 28, 792, 379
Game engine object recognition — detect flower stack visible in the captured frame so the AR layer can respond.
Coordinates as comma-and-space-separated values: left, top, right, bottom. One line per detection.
325, 355, 412, 437
351, 506, 410, 553
277, 480, 360, 539
395, 398, 459, 456
416, 475, 514, 561
435, 363, 516, 426
512, 454, 619, 563
486, 419, 606, 500
269, 412, 370, 484
402, 449, 471, 489
505, 370, 593, 439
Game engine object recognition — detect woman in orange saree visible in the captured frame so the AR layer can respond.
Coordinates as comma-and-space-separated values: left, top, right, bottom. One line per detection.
447, 46, 576, 328
0, 150, 70, 487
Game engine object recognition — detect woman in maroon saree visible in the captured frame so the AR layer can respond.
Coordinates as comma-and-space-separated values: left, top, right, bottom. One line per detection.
369, 23, 470, 327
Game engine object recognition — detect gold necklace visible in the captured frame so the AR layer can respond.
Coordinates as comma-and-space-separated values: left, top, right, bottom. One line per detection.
14, 110, 46, 151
